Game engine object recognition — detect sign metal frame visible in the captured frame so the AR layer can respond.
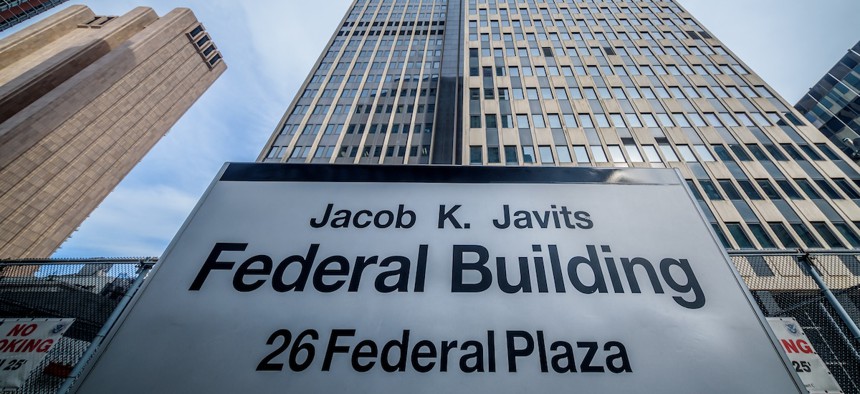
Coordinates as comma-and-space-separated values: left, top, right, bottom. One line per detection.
72, 163, 805, 393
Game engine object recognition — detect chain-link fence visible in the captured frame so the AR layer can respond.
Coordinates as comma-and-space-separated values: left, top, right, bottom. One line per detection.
730, 251, 860, 393
0, 259, 155, 394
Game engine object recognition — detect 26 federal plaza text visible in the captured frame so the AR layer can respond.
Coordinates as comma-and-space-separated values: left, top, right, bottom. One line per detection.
187, 202, 708, 374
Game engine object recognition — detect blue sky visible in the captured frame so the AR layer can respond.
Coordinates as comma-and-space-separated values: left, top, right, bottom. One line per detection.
2, 0, 858, 258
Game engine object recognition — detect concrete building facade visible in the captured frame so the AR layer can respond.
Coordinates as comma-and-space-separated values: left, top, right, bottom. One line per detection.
795, 40, 860, 162
0, 5, 225, 258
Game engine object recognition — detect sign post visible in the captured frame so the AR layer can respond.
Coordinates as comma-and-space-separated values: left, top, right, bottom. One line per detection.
73, 164, 804, 393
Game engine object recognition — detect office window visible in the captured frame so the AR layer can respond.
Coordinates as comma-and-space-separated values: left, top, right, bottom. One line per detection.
573, 146, 590, 163
500, 115, 513, 128
687, 180, 705, 201
522, 146, 536, 163
700, 180, 723, 200
814, 180, 842, 199
748, 223, 777, 248
516, 114, 529, 128
590, 145, 608, 162
792, 223, 822, 248
556, 145, 572, 163
607, 145, 625, 163
595, 114, 610, 128
657, 113, 674, 127
730, 145, 752, 161
781, 144, 804, 160
532, 114, 546, 128
737, 180, 763, 200
677, 145, 697, 162
776, 180, 803, 200
643, 145, 661, 163
541, 88, 553, 99
539, 146, 554, 164
765, 145, 788, 161
815, 143, 841, 160
718, 180, 742, 200
833, 179, 860, 199
672, 113, 690, 127
504, 145, 518, 164
579, 114, 594, 128
756, 179, 781, 200
694, 145, 715, 161
769, 222, 798, 248
624, 143, 644, 162
485, 114, 498, 129
799, 145, 823, 160
642, 113, 659, 127
625, 113, 643, 128
800, 179, 830, 200
726, 223, 754, 249
470, 146, 482, 164
659, 144, 679, 161
488, 147, 501, 163
833, 223, 860, 247
812, 222, 845, 248
712, 224, 731, 249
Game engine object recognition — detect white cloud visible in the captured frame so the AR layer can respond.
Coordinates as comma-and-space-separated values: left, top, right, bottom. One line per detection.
53, 185, 198, 257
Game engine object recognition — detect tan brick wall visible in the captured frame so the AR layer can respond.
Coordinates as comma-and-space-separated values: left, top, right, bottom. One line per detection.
0, 7, 158, 124
0, 6, 225, 258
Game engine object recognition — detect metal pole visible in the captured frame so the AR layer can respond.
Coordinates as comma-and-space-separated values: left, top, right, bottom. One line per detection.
56, 259, 154, 394
801, 253, 860, 343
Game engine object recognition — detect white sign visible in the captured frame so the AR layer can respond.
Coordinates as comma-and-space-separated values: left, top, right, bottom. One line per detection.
0, 318, 74, 388
767, 317, 843, 393
75, 164, 803, 393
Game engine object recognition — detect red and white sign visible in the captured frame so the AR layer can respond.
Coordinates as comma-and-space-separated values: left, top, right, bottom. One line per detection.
767, 317, 843, 394
0, 318, 74, 388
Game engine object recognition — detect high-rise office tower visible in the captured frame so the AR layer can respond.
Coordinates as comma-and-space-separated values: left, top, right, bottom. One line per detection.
0, 5, 225, 258
0, 0, 68, 32
259, 0, 860, 268
795, 40, 860, 162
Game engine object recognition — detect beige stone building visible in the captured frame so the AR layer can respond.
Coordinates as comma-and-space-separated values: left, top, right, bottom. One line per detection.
0, 5, 225, 258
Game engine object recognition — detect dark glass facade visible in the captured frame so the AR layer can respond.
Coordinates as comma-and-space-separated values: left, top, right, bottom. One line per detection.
795, 40, 860, 162
0, 0, 69, 32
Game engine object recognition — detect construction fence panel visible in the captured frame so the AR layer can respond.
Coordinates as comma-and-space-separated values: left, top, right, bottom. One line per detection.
732, 252, 860, 393
0, 260, 153, 394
